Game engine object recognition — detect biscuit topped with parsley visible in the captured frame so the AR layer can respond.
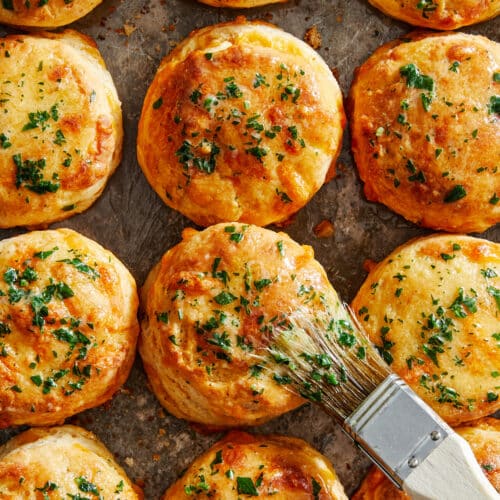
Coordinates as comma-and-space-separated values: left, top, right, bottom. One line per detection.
0, 229, 138, 427
0, 31, 122, 229
137, 19, 345, 227
352, 234, 500, 425
0, 0, 103, 27
163, 431, 347, 499
139, 223, 362, 428
349, 32, 499, 233
0, 426, 141, 498
367, 0, 499, 30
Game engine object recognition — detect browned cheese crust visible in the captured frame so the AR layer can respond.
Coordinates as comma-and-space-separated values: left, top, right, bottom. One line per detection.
351, 465, 407, 500
352, 234, 500, 425
197, 0, 286, 8
0, 229, 139, 427
457, 417, 500, 491
163, 431, 347, 499
0, 425, 142, 498
352, 417, 500, 498
139, 223, 352, 428
137, 19, 345, 227
349, 32, 500, 233
367, 0, 500, 30
0, 31, 123, 229
0, 0, 102, 27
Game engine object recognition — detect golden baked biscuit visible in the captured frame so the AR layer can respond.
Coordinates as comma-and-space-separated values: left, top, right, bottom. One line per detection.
0, 0, 101, 27
0, 30, 122, 229
137, 19, 345, 227
457, 417, 500, 491
163, 431, 347, 499
349, 32, 500, 233
351, 466, 406, 500
197, 0, 286, 7
367, 0, 500, 30
139, 223, 355, 427
352, 417, 500, 498
0, 228, 139, 427
352, 234, 500, 425
0, 425, 142, 498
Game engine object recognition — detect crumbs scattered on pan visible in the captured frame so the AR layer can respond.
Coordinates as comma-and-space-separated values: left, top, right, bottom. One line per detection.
314, 220, 335, 238
363, 259, 378, 273
123, 23, 137, 36
304, 25, 322, 49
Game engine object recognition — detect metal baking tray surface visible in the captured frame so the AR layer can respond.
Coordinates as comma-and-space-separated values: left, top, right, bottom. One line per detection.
0, 0, 498, 497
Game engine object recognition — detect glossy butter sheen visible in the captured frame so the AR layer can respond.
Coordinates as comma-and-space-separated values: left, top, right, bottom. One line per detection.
139, 223, 350, 427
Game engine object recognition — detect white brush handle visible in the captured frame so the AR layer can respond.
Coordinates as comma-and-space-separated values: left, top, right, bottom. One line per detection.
403, 432, 499, 500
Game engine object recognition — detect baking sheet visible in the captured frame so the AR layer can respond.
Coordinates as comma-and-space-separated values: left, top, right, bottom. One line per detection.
0, 0, 499, 497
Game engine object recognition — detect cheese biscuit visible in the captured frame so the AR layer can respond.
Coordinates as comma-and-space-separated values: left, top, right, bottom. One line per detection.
0, 0, 102, 28
352, 234, 500, 425
139, 223, 354, 427
0, 228, 139, 427
349, 32, 499, 233
0, 425, 142, 498
0, 31, 122, 229
164, 431, 347, 499
367, 0, 499, 30
137, 19, 344, 227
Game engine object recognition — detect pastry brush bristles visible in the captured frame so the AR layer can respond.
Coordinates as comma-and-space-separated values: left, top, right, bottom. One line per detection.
252, 304, 391, 422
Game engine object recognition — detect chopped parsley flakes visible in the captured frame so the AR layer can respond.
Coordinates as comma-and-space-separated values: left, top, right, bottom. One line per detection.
13, 154, 60, 194
57, 258, 100, 279
444, 185, 466, 203
400, 63, 435, 92
236, 476, 258, 496
416, 0, 438, 18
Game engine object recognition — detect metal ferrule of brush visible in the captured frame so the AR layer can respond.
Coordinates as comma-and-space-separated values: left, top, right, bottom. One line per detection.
344, 373, 452, 489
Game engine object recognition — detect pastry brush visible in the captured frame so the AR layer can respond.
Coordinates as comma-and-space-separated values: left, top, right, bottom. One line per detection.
254, 307, 499, 500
